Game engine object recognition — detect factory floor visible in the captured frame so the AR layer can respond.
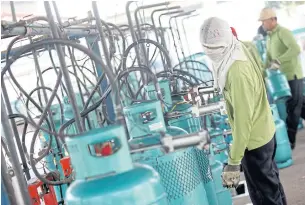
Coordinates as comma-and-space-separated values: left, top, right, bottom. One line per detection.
233, 130, 305, 205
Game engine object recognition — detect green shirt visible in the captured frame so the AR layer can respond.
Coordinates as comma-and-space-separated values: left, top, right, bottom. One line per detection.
243, 41, 264, 76
223, 46, 275, 165
266, 25, 302, 80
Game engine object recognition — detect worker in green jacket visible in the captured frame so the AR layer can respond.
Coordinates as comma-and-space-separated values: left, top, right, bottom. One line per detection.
230, 26, 274, 103
200, 17, 287, 205
230, 27, 264, 74
259, 7, 304, 150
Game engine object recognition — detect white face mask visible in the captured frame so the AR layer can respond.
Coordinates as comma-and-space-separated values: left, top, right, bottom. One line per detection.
200, 17, 247, 91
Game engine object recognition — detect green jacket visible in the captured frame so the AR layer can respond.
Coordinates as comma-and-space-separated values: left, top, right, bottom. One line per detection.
243, 41, 264, 76
223, 45, 275, 165
266, 24, 302, 80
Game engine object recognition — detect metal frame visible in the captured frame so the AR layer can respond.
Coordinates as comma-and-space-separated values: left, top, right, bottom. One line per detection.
1, 96, 32, 205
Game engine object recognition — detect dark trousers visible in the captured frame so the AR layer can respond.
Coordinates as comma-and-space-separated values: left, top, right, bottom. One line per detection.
241, 137, 287, 205
286, 78, 305, 145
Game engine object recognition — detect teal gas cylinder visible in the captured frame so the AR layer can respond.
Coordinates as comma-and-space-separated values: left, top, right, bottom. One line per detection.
209, 147, 233, 205
167, 103, 201, 134
270, 105, 293, 169
254, 38, 267, 63
131, 141, 209, 205
275, 100, 288, 122
65, 125, 168, 205
195, 148, 219, 205
208, 113, 232, 145
208, 128, 228, 163
145, 80, 173, 112
123, 100, 166, 139
265, 69, 292, 102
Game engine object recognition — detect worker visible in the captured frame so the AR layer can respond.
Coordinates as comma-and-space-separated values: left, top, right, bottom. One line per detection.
230, 27, 273, 102
230, 27, 265, 75
259, 7, 304, 150
200, 17, 287, 205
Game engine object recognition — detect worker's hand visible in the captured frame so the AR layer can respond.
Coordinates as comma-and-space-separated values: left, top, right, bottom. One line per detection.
269, 59, 281, 70
221, 163, 240, 188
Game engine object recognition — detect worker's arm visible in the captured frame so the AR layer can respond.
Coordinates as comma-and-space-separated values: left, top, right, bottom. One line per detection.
276, 28, 301, 63
228, 66, 254, 165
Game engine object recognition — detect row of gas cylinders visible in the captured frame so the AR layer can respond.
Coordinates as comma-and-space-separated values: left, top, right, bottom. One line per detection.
126, 100, 233, 205
37, 68, 296, 205
41, 102, 292, 204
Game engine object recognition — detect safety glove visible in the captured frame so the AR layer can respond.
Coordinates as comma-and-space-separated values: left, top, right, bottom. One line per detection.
269, 59, 281, 70
221, 163, 241, 188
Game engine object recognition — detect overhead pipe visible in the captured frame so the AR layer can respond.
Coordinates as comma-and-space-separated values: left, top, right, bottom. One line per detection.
10, 1, 17, 22
158, 10, 183, 52
52, 1, 90, 128
171, 11, 196, 81
169, 10, 195, 61
92, 2, 118, 122
126, 1, 169, 84
1, 25, 101, 39
172, 11, 195, 60
134, 2, 170, 66
134, 2, 170, 40
125, 1, 145, 67
55, 2, 115, 58
151, 6, 181, 69
44, 1, 84, 132
181, 14, 199, 59
92, 2, 115, 74
151, 6, 181, 45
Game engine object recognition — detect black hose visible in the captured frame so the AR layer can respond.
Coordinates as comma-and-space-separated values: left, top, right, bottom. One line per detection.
48, 47, 68, 97
24, 86, 63, 161
2, 39, 121, 139
122, 38, 173, 72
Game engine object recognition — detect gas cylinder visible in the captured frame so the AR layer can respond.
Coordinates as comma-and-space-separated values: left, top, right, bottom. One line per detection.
145, 80, 173, 112
209, 147, 233, 205
131, 141, 209, 205
167, 103, 201, 134
123, 101, 166, 139
209, 128, 228, 163
270, 104, 293, 169
65, 125, 168, 205
210, 114, 232, 144
275, 100, 288, 122
265, 69, 291, 102
195, 149, 219, 205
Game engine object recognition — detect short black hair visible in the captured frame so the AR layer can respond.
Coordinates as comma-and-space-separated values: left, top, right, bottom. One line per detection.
257, 25, 267, 37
